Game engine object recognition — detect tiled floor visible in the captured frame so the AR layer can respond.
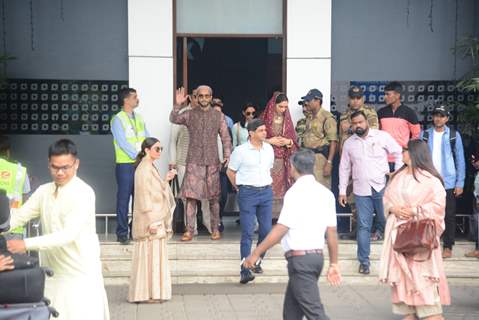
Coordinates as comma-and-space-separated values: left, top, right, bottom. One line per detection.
106, 283, 479, 320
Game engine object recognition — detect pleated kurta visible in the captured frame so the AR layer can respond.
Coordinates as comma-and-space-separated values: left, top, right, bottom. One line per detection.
10, 176, 109, 320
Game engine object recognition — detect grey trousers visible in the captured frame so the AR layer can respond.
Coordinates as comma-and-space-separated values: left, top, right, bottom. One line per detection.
283, 253, 329, 320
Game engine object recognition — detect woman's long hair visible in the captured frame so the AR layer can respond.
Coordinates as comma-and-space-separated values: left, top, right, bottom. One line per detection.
134, 137, 160, 168
240, 103, 256, 128
391, 139, 444, 185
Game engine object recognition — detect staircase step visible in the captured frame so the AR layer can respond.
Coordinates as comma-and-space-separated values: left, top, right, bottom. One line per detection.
100, 241, 476, 260
101, 258, 479, 278
100, 240, 479, 285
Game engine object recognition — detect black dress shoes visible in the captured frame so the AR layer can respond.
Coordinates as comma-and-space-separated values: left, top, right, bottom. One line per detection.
252, 264, 263, 274
117, 236, 130, 245
240, 272, 255, 284
359, 264, 370, 275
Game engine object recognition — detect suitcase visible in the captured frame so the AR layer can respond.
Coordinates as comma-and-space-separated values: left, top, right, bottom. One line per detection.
0, 299, 59, 320
0, 267, 53, 304
8, 252, 39, 269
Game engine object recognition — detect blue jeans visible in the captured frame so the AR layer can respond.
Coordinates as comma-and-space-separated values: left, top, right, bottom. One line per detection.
238, 185, 273, 275
115, 163, 135, 238
355, 187, 385, 266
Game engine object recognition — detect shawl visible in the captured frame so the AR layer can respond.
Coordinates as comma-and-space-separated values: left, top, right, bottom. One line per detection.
261, 93, 298, 188
379, 169, 451, 306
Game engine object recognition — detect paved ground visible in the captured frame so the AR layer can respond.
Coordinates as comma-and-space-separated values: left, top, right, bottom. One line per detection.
106, 283, 479, 320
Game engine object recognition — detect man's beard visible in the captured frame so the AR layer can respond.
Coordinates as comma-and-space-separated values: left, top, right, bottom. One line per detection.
355, 127, 368, 136
199, 102, 210, 109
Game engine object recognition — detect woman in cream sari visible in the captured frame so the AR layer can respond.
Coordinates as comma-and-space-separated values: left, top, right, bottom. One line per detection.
380, 140, 450, 320
128, 137, 176, 303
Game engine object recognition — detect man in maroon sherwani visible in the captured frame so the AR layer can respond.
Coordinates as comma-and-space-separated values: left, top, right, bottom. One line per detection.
170, 85, 232, 241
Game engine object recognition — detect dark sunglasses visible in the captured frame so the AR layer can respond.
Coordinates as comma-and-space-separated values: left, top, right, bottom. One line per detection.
245, 111, 255, 116
153, 146, 163, 152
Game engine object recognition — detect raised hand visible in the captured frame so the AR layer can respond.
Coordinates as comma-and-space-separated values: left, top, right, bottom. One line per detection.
175, 87, 189, 106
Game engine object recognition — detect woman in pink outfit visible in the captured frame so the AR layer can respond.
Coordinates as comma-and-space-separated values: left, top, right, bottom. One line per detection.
379, 139, 450, 320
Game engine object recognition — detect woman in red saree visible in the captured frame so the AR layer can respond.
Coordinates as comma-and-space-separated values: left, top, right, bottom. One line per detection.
261, 93, 298, 220
379, 140, 450, 320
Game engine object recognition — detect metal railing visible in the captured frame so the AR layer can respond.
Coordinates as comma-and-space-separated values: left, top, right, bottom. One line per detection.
96, 213, 131, 238
24, 212, 473, 239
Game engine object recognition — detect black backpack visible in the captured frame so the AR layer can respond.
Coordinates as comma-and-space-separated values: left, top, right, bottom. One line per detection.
422, 128, 457, 168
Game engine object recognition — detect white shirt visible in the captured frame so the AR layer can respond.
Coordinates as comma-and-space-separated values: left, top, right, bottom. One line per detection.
278, 175, 337, 252
228, 141, 274, 187
432, 130, 444, 174
10, 176, 109, 320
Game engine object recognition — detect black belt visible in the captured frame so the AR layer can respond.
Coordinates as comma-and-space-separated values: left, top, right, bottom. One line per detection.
307, 146, 329, 154
238, 185, 271, 190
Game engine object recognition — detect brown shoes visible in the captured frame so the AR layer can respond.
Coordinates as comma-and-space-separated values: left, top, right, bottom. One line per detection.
442, 248, 452, 259
181, 232, 193, 241
211, 231, 221, 240
464, 250, 479, 258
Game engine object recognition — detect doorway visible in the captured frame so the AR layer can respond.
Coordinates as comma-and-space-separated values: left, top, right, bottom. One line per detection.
176, 37, 284, 122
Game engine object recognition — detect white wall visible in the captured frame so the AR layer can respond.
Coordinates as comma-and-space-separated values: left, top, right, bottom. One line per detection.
286, 0, 332, 125
128, 0, 173, 175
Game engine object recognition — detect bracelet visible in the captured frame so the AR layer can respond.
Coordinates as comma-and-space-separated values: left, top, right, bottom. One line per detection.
326, 160, 332, 164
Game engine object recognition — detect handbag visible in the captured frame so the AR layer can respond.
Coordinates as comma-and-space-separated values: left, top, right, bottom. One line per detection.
393, 211, 438, 260
169, 176, 184, 234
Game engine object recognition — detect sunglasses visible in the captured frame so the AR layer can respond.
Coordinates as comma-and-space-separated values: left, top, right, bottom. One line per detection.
153, 146, 163, 152
245, 111, 255, 116
198, 94, 211, 99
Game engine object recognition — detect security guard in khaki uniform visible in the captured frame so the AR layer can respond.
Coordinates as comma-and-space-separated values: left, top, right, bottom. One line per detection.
295, 100, 311, 147
302, 89, 338, 190
338, 86, 379, 240
339, 86, 379, 151
0, 136, 31, 240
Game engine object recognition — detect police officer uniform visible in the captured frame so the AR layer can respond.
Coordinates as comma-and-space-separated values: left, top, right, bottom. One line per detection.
339, 86, 379, 149
302, 89, 338, 190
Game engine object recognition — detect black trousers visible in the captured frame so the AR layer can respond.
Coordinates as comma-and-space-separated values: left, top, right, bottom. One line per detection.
283, 253, 329, 320
443, 189, 457, 249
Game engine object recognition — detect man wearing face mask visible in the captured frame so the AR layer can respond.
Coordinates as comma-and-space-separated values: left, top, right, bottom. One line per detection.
338, 111, 402, 275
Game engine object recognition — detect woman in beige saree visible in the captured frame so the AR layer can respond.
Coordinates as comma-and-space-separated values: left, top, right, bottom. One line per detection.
128, 137, 176, 303
379, 140, 450, 320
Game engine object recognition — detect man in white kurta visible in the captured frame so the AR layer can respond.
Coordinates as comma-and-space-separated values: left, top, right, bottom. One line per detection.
7, 139, 109, 320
